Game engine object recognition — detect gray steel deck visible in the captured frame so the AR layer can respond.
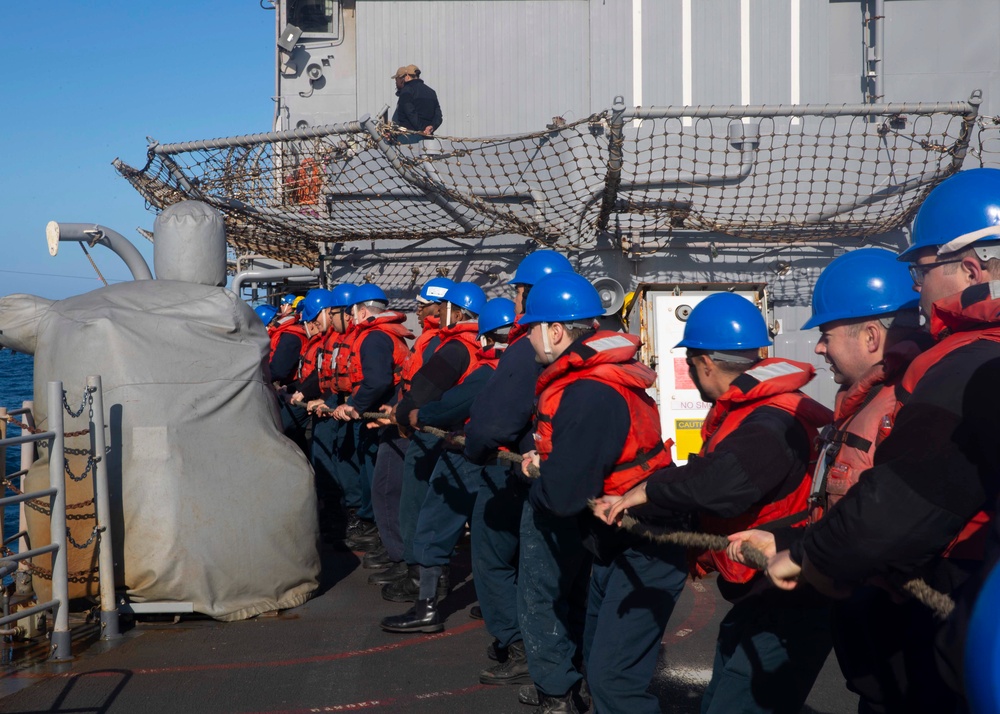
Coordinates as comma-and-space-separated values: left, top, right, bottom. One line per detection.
0, 544, 857, 713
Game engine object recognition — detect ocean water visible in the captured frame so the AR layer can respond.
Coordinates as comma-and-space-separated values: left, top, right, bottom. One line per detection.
0, 349, 34, 551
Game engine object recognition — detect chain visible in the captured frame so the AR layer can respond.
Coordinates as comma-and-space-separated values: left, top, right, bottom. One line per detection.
66, 526, 100, 550
3, 477, 95, 518
4, 415, 91, 441
63, 387, 95, 419
64, 453, 100, 482
18, 559, 97, 584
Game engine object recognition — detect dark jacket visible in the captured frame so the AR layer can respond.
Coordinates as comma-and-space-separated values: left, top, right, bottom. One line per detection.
396, 340, 471, 420
797, 283, 1000, 592
464, 337, 543, 462
392, 78, 443, 133
345, 331, 396, 415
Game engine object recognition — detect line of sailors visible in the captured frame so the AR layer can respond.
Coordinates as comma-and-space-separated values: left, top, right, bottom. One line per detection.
252, 167, 1000, 714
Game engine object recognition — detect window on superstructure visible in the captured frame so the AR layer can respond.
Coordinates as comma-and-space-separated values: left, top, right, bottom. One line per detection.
288, 0, 338, 35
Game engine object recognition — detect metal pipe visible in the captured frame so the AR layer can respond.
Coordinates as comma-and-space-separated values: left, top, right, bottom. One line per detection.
47, 381, 72, 662
0, 488, 57, 508
18, 400, 34, 580
229, 268, 319, 295
232, 267, 319, 294
87, 376, 120, 640
0, 600, 60, 629
873, 0, 885, 103
2, 529, 27, 547
0, 432, 55, 448
0, 543, 58, 572
323, 187, 535, 203
596, 96, 627, 233
45, 223, 153, 281
623, 99, 976, 121
150, 117, 366, 155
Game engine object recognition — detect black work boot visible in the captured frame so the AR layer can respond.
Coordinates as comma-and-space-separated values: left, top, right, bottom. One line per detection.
479, 640, 531, 685
487, 638, 507, 662
380, 597, 443, 634
367, 560, 407, 585
519, 685, 540, 706
531, 692, 580, 714
436, 564, 451, 600
345, 520, 381, 551
362, 546, 392, 569
381, 564, 420, 602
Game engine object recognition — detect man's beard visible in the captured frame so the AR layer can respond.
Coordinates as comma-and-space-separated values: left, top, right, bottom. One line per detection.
689, 364, 712, 403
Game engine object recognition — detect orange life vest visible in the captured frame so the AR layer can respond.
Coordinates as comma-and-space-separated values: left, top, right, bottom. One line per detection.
318, 328, 355, 395
297, 330, 327, 382
269, 315, 307, 362
347, 311, 414, 393
507, 315, 529, 345
693, 358, 833, 584
809, 352, 911, 520
400, 315, 441, 395
333, 326, 357, 394
435, 322, 484, 387
533, 331, 673, 497
892, 285, 1000, 561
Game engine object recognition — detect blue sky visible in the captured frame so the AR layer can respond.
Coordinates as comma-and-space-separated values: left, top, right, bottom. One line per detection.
0, 2, 276, 299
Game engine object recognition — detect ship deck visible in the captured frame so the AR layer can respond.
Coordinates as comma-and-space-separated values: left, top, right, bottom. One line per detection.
0, 543, 857, 713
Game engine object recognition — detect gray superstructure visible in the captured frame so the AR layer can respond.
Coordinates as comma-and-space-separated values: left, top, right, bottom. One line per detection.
116, 0, 1000, 415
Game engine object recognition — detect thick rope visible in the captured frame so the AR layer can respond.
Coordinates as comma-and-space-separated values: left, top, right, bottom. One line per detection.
612, 511, 954, 620
364, 410, 954, 619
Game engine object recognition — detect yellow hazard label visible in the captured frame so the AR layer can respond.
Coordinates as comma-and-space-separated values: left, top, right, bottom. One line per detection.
674, 419, 704, 461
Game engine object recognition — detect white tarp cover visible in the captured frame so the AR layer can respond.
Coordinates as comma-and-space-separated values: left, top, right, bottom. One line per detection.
0, 281, 319, 621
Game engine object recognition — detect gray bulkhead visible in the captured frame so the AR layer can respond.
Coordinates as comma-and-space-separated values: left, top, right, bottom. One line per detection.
269, 0, 1000, 410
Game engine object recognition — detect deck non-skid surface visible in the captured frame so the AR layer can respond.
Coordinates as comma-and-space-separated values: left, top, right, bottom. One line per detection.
0, 546, 856, 713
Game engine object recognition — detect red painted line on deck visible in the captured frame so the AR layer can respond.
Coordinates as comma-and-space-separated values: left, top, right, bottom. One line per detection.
3, 620, 485, 680
240, 683, 489, 713
665, 579, 717, 642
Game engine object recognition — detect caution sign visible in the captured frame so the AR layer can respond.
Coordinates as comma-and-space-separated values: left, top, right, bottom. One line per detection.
674, 419, 704, 461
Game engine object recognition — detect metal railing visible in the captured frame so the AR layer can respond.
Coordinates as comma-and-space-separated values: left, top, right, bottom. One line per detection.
0, 376, 121, 662
0, 382, 71, 660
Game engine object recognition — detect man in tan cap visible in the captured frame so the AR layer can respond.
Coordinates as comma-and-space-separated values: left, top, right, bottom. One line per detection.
390, 64, 442, 143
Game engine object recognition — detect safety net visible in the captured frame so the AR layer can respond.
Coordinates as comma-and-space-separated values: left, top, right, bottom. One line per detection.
115, 97, 983, 268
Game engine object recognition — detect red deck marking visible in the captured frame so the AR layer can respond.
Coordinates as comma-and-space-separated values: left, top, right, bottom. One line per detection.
665, 579, 716, 642
240, 684, 489, 713
3, 621, 484, 680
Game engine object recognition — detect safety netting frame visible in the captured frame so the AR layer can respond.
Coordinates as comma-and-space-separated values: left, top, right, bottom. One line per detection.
114, 93, 982, 268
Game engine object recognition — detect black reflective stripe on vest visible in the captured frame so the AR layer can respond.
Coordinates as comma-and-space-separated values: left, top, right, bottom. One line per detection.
611, 441, 666, 473
827, 430, 873, 453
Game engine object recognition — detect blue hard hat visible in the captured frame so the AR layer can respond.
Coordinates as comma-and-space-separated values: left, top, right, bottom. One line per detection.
329, 283, 356, 309
444, 282, 487, 316
965, 560, 1000, 714
676, 293, 771, 350
301, 289, 338, 322
478, 298, 517, 336
900, 168, 1000, 262
254, 304, 278, 325
351, 283, 388, 306
509, 250, 574, 286
418, 277, 456, 304
520, 272, 604, 325
803, 248, 919, 329
280, 294, 298, 306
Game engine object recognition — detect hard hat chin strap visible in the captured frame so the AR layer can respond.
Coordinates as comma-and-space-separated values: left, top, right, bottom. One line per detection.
541, 322, 553, 358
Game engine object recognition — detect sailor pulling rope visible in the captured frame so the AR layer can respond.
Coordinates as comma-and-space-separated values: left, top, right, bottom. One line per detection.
321, 410, 954, 620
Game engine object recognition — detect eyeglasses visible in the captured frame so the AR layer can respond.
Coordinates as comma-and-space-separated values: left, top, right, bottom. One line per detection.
908, 256, 967, 285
